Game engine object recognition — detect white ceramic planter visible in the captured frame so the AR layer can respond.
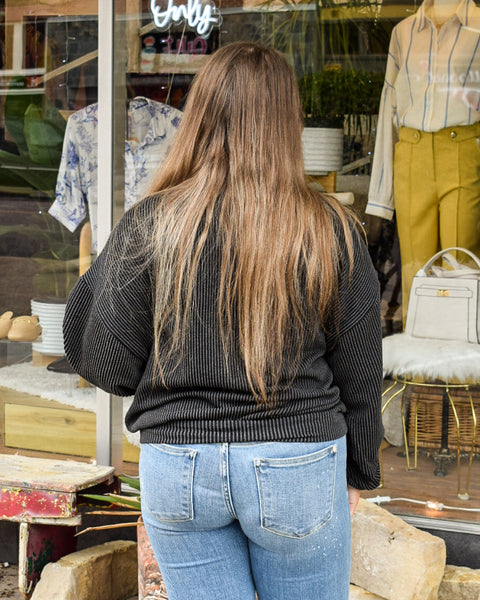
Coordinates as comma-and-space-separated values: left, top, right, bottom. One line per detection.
31, 298, 66, 355
302, 127, 344, 174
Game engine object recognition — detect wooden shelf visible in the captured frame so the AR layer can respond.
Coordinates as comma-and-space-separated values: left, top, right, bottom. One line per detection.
0, 386, 140, 463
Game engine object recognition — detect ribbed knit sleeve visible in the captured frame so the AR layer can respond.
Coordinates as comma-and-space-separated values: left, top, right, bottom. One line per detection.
63, 199, 155, 396
325, 227, 384, 489
326, 304, 384, 489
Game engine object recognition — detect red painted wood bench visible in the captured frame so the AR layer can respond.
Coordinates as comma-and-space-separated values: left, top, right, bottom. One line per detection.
0, 454, 117, 598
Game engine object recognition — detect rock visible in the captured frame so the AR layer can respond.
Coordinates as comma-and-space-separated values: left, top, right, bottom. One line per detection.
350, 583, 387, 598
438, 565, 480, 600
351, 499, 446, 600
30, 540, 137, 600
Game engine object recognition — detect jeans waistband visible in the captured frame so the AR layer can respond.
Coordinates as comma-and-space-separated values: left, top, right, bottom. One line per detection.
399, 122, 480, 144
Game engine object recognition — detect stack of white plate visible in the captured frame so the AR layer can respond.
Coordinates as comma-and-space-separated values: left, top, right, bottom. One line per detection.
31, 298, 66, 355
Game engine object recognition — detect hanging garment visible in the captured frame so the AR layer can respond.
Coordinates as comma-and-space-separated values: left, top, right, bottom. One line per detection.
49, 97, 182, 251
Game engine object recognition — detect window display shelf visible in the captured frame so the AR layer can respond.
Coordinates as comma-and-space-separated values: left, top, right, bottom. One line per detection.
0, 362, 140, 463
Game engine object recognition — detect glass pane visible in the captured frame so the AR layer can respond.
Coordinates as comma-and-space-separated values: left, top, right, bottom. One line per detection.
1, 0, 478, 537
0, 2, 98, 459
0, 3, 98, 310
118, 0, 480, 531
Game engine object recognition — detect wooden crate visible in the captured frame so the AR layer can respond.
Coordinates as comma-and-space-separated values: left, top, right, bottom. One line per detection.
407, 386, 480, 453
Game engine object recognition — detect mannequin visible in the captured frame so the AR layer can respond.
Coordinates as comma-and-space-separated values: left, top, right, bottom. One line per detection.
366, 0, 480, 323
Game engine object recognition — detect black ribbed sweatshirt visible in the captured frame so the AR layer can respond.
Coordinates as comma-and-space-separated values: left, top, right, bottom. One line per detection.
63, 195, 384, 490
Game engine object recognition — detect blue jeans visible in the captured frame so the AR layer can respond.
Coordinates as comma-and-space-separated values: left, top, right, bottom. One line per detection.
140, 437, 350, 600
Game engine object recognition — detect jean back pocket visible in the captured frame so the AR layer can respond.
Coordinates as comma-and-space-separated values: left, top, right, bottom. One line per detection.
254, 444, 337, 538
140, 443, 197, 522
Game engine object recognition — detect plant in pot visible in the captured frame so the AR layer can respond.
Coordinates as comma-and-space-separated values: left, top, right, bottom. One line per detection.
299, 65, 350, 174
299, 66, 384, 173
81, 475, 167, 600
261, 0, 385, 174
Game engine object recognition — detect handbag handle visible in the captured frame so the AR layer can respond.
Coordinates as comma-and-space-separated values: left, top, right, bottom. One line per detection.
421, 247, 480, 276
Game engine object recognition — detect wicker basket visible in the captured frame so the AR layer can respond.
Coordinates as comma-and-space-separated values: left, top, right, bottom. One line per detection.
407, 386, 480, 454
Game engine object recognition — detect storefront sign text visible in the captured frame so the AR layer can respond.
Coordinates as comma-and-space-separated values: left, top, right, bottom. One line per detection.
150, 0, 222, 38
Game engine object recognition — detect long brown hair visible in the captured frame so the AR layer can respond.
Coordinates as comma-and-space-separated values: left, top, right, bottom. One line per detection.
145, 42, 354, 405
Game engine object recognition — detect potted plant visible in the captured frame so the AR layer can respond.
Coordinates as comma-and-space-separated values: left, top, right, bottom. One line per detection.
299, 66, 384, 173
261, 0, 385, 174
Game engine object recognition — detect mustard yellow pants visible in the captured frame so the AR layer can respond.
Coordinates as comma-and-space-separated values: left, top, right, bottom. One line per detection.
394, 123, 480, 323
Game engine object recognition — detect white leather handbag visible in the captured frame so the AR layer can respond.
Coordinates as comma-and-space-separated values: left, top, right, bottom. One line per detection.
405, 247, 480, 344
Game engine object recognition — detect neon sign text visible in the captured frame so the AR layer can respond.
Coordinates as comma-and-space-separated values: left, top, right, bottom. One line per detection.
150, 0, 222, 38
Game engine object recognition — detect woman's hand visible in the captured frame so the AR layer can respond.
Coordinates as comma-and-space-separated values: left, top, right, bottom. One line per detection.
347, 486, 361, 517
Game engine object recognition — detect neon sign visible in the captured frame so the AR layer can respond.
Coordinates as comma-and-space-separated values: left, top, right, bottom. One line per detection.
150, 0, 222, 38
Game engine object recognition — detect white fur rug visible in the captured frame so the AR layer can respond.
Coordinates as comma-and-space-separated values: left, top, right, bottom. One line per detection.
0, 362, 140, 447
383, 334, 480, 382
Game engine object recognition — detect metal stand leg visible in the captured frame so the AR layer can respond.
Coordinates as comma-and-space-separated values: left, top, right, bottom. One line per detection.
432, 388, 455, 477
380, 379, 410, 487
449, 386, 478, 500
400, 384, 414, 470
462, 386, 478, 500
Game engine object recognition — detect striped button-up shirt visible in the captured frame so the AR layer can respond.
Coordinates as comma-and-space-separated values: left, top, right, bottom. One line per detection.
367, 0, 480, 219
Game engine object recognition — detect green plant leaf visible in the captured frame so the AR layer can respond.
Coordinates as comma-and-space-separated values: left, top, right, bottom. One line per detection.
119, 475, 141, 491
0, 149, 58, 197
260, 0, 385, 132
82, 492, 141, 511
24, 100, 66, 167
298, 69, 383, 127
4, 77, 41, 156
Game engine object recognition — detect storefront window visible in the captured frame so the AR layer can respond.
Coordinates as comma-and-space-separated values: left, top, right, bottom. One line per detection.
0, 8, 97, 311
0, 1, 100, 458
1, 0, 479, 534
